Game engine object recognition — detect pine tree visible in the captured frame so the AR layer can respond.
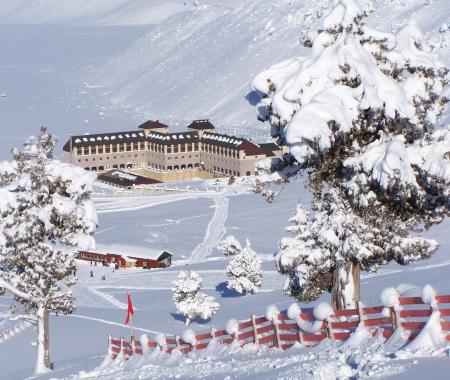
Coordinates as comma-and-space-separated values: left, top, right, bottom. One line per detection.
276, 189, 437, 308
252, 0, 449, 308
216, 235, 242, 257
0, 128, 97, 374
172, 270, 219, 325
226, 240, 263, 294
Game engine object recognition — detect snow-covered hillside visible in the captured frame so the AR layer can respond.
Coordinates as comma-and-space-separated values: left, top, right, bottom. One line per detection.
0, 0, 241, 25
75, 0, 450, 135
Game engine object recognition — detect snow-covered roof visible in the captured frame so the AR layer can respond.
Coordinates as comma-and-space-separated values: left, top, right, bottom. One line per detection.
95, 243, 173, 260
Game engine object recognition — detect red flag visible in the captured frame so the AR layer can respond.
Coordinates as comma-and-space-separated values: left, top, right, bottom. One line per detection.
124, 292, 134, 325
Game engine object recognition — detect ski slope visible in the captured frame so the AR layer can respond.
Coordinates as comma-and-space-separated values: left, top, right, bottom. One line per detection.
0, 0, 449, 378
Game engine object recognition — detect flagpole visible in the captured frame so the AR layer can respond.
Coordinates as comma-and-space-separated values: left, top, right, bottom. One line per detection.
130, 310, 133, 341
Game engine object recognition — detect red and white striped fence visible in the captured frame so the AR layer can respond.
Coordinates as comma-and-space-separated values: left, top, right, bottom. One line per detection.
108, 292, 450, 359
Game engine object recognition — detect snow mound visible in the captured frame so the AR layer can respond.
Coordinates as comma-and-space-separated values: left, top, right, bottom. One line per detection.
181, 329, 197, 346
225, 319, 239, 336
287, 303, 302, 320
380, 287, 400, 308
313, 302, 333, 321
265, 305, 280, 323
155, 333, 166, 347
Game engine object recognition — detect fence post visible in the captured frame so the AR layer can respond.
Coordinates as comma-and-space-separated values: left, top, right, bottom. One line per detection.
356, 301, 365, 325
176, 335, 181, 351
297, 327, 304, 346
120, 337, 124, 356
389, 307, 400, 329
131, 335, 136, 355
273, 314, 281, 348
324, 318, 334, 340
107, 334, 113, 358
251, 314, 259, 345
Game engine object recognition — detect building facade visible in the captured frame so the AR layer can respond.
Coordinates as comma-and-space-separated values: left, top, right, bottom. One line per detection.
63, 120, 281, 181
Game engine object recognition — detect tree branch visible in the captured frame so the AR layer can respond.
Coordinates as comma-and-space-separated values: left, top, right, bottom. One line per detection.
0, 278, 31, 301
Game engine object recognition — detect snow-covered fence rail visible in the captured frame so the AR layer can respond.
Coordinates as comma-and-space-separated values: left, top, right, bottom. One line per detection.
0, 320, 31, 343
107, 289, 450, 359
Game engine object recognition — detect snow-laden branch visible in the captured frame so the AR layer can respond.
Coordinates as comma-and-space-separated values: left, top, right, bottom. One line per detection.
0, 278, 31, 301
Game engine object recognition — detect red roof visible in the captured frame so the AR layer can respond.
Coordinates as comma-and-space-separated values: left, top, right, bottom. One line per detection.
187, 119, 215, 130
239, 140, 266, 156
138, 120, 169, 130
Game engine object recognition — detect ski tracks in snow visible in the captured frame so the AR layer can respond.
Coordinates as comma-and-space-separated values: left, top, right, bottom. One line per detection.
189, 195, 228, 263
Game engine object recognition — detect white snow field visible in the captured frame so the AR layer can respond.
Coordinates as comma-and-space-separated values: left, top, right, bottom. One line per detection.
0, 0, 449, 378
0, 180, 449, 379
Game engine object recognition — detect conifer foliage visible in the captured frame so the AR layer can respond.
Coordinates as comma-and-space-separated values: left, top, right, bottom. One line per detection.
216, 235, 242, 257
226, 240, 263, 294
172, 270, 219, 325
0, 128, 97, 374
252, 0, 449, 308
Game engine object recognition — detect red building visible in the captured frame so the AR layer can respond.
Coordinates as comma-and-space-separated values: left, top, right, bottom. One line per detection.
75, 249, 172, 269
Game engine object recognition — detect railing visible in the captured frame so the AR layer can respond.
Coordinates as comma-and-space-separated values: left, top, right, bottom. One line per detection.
108, 291, 450, 359
0, 320, 31, 343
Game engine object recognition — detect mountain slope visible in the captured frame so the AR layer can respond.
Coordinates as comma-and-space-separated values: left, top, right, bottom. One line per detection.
77, 0, 449, 136
0, 0, 241, 25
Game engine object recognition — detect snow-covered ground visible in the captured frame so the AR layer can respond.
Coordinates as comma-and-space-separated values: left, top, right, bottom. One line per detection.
1, 0, 450, 378
0, 179, 449, 379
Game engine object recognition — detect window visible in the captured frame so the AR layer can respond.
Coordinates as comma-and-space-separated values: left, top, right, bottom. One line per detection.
105, 146, 110, 154
181, 145, 186, 153
126, 144, 132, 152
133, 143, 139, 150
112, 145, 118, 153
98, 146, 103, 154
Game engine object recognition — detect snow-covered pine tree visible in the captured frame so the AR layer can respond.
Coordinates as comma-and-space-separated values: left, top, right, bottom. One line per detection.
0, 128, 97, 374
252, 0, 449, 309
226, 240, 263, 294
276, 189, 438, 308
216, 235, 242, 257
172, 270, 219, 325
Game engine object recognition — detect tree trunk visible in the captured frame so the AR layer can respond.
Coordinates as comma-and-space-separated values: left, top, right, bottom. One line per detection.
331, 261, 360, 310
35, 306, 50, 374
44, 309, 51, 369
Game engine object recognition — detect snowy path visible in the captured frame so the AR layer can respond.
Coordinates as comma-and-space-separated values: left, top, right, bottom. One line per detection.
189, 195, 229, 263
65, 315, 161, 334
95, 191, 225, 214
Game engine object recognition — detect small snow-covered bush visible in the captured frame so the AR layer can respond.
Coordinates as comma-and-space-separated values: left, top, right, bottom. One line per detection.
172, 270, 219, 325
226, 240, 262, 294
172, 270, 202, 303
176, 292, 219, 325
217, 235, 242, 257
